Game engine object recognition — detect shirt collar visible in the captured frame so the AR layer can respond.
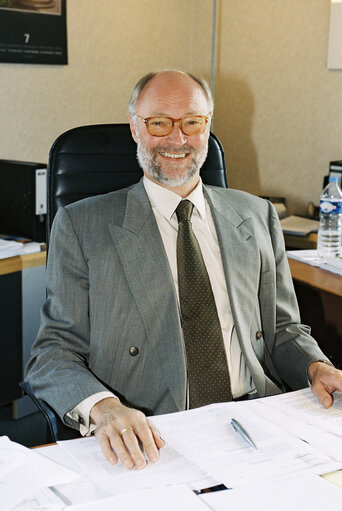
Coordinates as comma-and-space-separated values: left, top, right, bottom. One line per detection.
143, 176, 206, 221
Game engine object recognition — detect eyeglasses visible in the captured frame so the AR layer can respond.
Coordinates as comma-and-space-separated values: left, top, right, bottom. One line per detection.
135, 114, 209, 137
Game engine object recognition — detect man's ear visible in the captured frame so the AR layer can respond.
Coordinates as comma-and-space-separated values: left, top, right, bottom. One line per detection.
129, 115, 138, 143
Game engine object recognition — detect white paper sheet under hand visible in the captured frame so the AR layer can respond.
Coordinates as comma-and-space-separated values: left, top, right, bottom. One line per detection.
0, 436, 79, 511
58, 437, 217, 496
152, 403, 340, 488
68, 485, 210, 511
260, 388, 342, 438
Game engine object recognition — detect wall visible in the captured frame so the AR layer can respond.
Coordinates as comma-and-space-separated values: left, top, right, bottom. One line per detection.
212, 0, 342, 214
1, 0, 341, 214
0, 0, 212, 163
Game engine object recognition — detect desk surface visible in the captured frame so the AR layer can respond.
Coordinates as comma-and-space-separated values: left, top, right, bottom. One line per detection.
0, 251, 46, 276
288, 258, 342, 298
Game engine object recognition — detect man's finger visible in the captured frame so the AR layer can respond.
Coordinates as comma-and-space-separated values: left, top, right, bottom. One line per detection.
134, 422, 159, 464
95, 431, 118, 466
311, 381, 334, 409
120, 428, 147, 469
147, 420, 165, 449
96, 429, 136, 469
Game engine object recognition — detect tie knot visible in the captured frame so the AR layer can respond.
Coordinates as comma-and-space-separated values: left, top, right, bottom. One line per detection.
175, 200, 194, 224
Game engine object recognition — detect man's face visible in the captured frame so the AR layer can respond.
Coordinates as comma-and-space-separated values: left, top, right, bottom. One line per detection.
130, 73, 211, 188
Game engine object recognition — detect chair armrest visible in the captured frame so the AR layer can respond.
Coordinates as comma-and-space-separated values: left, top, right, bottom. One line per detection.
19, 381, 79, 442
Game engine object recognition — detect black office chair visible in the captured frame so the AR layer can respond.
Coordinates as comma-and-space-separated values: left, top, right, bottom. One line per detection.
47, 123, 227, 236
21, 123, 228, 442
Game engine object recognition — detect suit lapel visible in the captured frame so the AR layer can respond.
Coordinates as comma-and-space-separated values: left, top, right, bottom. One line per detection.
107, 181, 186, 410
204, 186, 266, 395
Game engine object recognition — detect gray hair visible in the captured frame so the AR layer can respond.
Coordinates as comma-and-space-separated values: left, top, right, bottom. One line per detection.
128, 70, 214, 116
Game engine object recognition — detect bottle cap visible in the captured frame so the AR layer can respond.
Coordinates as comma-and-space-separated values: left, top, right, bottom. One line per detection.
328, 175, 338, 182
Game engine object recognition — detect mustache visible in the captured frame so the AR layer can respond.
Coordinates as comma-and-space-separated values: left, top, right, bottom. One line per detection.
152, 145, 194, 154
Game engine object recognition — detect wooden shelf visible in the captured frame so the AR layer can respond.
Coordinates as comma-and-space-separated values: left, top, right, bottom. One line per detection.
0, 251, 46, 276
288, 258, 342, 298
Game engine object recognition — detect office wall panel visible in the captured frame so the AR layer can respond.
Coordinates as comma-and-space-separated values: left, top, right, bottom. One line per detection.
0, 0, 211, 164
210, 0, 342, 214
2, 0, 342, 213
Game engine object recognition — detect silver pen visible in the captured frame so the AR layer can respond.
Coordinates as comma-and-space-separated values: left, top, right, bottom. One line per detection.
231, 418, 258, 449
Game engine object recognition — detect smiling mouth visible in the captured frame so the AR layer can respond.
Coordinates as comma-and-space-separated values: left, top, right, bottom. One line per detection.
159, 152, 189, 159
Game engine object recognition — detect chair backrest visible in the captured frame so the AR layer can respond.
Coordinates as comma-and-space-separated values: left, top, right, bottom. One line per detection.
47, 123, 227, 239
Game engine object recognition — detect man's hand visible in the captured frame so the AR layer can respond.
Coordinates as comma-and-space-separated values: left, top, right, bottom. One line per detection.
308, 361, 342, 408
90, 397, 164, 470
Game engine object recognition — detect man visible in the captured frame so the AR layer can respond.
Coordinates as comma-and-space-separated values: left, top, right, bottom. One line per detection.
25, 70, 342, 471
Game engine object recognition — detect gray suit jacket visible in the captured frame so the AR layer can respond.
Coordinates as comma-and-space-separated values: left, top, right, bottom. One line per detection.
25, 180, 329, 428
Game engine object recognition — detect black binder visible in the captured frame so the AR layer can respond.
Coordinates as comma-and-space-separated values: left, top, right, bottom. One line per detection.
0, 160, 47, 242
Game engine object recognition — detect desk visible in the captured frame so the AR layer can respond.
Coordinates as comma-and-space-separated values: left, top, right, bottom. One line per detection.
0, 251, 46, 413
288, 258, 342, 297
288, 258, 342, 367
284, 232, 317, 250
0, 251, 46, 276
29, 394, 342, 509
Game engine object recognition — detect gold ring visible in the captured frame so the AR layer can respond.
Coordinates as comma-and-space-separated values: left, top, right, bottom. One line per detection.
119, 426, 133, 437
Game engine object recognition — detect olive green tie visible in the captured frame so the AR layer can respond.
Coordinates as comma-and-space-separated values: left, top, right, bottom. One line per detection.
176, 200, 232, 408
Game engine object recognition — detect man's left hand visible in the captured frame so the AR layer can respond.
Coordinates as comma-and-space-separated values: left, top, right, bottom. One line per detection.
308, 361, 342, 408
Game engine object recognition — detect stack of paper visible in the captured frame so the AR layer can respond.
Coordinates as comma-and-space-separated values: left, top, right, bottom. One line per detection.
280, 215, 319, 236
0, 436, 79, 511
287, 249, 342, 275
0, 239, 23, 260
321, 257, 342, 276
5, 389, 342, 509
0, 240, 43, 260
287, 249, 321, 267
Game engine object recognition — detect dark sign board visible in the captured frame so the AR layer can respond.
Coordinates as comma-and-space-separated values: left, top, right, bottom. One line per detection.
0, 0, 67, 64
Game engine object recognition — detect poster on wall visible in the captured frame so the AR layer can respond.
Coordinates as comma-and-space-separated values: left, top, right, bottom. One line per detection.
327, 0, 342, 69
0, 0, 67, 64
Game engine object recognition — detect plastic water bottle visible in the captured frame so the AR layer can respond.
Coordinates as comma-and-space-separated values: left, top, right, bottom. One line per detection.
317, 176, 342, 259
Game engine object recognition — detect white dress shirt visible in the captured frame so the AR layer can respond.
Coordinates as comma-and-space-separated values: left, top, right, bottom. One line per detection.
69, 177, 255, 435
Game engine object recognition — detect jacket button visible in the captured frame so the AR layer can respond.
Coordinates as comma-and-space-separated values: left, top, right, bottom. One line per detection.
129, 346, 139, 356
256, 330, 263, 340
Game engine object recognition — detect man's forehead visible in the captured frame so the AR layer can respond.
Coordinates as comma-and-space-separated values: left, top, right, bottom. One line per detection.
136, 76, 208, 115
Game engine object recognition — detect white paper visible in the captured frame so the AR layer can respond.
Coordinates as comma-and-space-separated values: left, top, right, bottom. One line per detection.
68, 485, 210, 511
0, 436, 79, 511
287, 249, 322, 266
321, 256, 342, 275
200, 473, 342, 511
13, 487, 63, 511
287, 249, 342, 275
261, 388, 342, 438
13, 443, 111, 510
0, 239, 23, 259
152, 402, 340, 488
58, 437, 217, 496
244, 398, 342, 461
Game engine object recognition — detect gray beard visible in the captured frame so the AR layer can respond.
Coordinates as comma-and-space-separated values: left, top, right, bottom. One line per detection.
136, 135, 208, 188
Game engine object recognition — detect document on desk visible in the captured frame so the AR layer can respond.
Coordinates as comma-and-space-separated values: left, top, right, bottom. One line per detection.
58, 438, 218, 497
280, 215, 318, 235
243, 396, 342, 461
153, 402, 340, 488
0, 436, 79, 511
258, 388, 342, 438
67, 485, 210, 511
200, 473, 342, 511
59, 401, 339, 494
0, 239, 23, 259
